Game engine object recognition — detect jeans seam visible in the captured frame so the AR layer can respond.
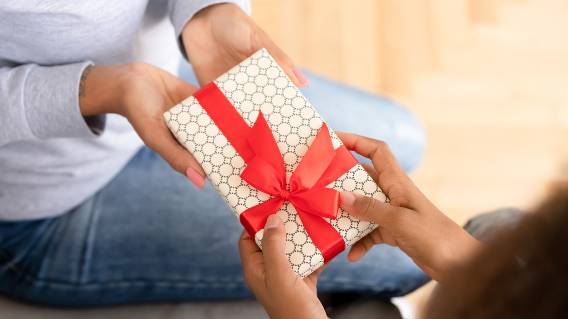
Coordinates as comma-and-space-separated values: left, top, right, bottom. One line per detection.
78, 196, 100, 283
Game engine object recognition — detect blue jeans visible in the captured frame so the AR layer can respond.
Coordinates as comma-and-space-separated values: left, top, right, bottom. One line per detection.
0, 68, 428, 307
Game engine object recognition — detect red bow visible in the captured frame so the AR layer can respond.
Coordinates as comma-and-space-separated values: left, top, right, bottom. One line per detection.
195, 82, 357, 262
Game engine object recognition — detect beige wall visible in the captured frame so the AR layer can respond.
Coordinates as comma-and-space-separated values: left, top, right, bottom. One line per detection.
251, 0, 508, 96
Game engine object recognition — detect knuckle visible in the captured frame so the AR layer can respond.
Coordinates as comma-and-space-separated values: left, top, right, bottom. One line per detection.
261, 230, 280, 246
386, 184, 410, 207
391, 210, 409, 226
371, 139, 390, 154
355, 196, 376, 219
374, 139, 388, 150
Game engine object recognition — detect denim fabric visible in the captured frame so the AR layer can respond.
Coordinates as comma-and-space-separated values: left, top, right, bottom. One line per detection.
0, 68, 428, 307
463, 208, 524, 242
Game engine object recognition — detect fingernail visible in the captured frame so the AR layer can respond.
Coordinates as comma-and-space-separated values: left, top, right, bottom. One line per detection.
340, 191, 357, 209
293, 68, 309, 87
186, 167, 205, 189
264, 214, 281, 230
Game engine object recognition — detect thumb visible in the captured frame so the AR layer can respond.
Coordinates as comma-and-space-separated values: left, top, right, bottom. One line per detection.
172, 78, 197, 103
340, 191, 405, 227
261, 214, 295, 282
160, 71, 197, 103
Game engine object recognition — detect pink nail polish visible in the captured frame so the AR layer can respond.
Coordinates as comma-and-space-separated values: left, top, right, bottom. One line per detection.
186, 168, 205, 189
264, 214, 281, 230
340, 191, 357, 209
293, 68, 309, 87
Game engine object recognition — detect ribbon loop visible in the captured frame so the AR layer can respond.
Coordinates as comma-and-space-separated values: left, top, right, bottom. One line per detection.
289, 123, 336, 192
240, 156, 285, 196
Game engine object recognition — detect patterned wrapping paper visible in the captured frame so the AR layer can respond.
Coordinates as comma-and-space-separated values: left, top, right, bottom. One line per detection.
164, 49, 387, 277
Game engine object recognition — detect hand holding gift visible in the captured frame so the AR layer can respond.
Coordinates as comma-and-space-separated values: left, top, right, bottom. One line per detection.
182, 3, 308, 87
79, 3, 308, 188
239, 132, 483, 317
336, 132, 482, 283
239, 215, 327, 319
79, 63, 203, 177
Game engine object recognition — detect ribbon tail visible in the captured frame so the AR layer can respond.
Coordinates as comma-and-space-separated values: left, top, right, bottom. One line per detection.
240, 198, 285, 237
294, 207, 346, 263
194, 83, 255, 162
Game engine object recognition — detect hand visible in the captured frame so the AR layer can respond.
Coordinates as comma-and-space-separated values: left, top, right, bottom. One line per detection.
79, 63, 205, 187
182, 3, 308, 87
239, 215, 328, 319
336, 132, 482, 282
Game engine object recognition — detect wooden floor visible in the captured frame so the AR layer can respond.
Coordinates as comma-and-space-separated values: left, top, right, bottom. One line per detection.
252, 0, 567, 317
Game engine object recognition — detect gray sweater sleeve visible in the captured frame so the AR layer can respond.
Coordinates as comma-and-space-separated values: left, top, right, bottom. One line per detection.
168, 0, 251, 36
167, 0, 251, 58
0, 62, 104, 147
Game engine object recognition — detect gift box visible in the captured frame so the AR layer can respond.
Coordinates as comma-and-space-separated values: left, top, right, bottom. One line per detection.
164, 49, 387, 277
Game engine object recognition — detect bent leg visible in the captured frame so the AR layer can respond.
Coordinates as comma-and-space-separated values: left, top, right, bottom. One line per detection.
0, 148, 248, 307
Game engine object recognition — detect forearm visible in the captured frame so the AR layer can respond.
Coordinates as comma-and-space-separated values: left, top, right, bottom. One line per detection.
433, 228, 484, 282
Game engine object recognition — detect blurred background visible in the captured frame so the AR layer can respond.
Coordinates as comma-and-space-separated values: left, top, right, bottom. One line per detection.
252, 0, 567, 316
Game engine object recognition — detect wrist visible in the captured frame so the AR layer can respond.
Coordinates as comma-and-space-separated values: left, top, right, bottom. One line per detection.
434, 229, 483, 282
78, 64, 131, 116
181, 2, 242, 52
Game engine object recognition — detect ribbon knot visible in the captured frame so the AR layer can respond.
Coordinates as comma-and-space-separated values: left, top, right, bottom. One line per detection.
279, 189, 291, 200
194, 82, 358, 263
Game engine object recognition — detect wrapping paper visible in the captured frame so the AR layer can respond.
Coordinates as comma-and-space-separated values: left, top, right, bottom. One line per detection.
164, 49, 387, 277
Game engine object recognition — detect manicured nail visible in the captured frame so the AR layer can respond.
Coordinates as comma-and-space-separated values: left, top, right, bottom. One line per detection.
264, 214, 281, 230
340, 191, 357, 209
293, 68, 309, 87
186, 167, 205, 189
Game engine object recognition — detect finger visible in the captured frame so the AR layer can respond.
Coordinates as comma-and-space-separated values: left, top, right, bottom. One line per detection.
145, 121, 206, 180
238, 231, 265, 284
261, 214, 295, 283
347, 229, 385, 262
340, 191, 408, 227
348, 236, 375, 262
160, 70, 198, 103
336, 132, 403, 176
361, 163, 380, 184
260, 32, 308, 88
158, 73, 206, 186
239, 231, 261, 257
171, 78, 198, 103
306, 263, 327, 285
239, 231, 263, 267
379, 228, 398, 246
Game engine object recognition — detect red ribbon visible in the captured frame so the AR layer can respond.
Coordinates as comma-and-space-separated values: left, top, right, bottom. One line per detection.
195, 82, 357, 262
